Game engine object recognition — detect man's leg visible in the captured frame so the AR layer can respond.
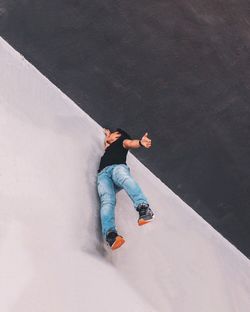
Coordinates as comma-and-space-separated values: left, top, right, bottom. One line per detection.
97, 171, 117, 237
112, 164, 149, 209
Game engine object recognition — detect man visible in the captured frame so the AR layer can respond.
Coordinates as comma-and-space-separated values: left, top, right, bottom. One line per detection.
97, 128, 154, 250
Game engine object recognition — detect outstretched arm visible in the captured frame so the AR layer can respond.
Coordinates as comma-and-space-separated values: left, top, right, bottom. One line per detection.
123, 132, 152, 149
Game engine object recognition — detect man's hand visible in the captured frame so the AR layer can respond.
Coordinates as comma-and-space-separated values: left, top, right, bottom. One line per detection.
104, 128, 111, 149
140, 132, 152, 148
103, 128, 121, 148
123, 132, 152, 149
104, 128, 111, 137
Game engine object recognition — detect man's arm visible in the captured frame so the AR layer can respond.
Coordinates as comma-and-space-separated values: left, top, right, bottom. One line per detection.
123, 132, 152, 149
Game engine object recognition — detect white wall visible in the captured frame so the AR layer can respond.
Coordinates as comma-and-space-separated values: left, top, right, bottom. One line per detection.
0, 37, 250, 312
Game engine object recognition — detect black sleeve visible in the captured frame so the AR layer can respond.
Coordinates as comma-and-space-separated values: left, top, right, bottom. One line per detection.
118, 133, 131, 149
121, 130, 131, 140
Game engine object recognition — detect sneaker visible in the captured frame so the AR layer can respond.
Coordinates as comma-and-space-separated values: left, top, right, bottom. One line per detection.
136, 204, 154, 226
106, 230, 125, 250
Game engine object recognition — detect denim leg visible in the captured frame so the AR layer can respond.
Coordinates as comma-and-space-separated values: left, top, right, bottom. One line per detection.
97, 170, 116, 237
112, 164, 149, 209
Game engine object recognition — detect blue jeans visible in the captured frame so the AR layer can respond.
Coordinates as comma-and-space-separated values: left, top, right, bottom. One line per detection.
97, 164, 149, 237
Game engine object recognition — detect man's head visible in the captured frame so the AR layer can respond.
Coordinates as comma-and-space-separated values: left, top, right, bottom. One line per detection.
106, 130, 121, 144
104, 128, 130, 144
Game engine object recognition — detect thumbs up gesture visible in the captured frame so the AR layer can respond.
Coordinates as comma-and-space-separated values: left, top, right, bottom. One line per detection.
140, 132, 152, 148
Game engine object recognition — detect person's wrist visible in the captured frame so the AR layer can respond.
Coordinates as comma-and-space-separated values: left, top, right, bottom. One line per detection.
139, 140, 143, 147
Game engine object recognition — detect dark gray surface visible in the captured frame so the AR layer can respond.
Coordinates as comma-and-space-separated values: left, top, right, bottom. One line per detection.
1, 0, 250, 256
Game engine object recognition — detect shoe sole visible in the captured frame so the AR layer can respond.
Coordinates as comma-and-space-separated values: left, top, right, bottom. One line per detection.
138, 215, 154, 226
111, 236, 125, 250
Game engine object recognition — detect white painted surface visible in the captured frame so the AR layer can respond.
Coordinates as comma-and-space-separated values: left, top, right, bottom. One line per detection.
0, 37, 250, 312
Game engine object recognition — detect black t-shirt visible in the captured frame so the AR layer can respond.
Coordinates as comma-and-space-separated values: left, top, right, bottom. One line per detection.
98, 131, 131, 173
